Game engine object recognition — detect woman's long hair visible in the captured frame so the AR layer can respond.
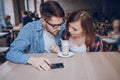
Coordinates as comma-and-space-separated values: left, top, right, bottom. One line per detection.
66, 10, 96, 47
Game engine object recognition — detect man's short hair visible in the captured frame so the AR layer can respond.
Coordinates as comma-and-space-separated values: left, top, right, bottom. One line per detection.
22, 10, 28, 15
4, 15, 11, 21
40, 1, 65, 20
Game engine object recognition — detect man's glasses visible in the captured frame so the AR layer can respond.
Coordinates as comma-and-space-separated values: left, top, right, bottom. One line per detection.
45, 19, 65, 28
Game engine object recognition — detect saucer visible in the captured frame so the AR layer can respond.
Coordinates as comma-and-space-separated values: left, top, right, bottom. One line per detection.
57, 52, 74, 58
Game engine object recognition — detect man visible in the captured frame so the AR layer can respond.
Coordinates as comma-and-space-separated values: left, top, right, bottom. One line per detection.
6, 1, 65, 71
1, 15, 12, 29
21, 10, 33, 26
1, 15, 12, 46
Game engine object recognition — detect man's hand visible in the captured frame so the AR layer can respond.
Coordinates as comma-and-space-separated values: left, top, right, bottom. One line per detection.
50, 45, 60, 53
27, 57, 51, 71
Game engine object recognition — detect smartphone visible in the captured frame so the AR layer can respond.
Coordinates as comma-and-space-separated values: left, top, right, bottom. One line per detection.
50, 63, 64, 69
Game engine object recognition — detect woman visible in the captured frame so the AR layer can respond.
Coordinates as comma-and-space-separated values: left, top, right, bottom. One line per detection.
62, 10, 102, 52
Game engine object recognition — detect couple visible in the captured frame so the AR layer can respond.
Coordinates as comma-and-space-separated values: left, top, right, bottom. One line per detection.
6, 1, 101, 71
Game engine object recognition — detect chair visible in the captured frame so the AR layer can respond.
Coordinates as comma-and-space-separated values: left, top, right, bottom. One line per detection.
0, 47, 9, 64
0, 47, 9, 53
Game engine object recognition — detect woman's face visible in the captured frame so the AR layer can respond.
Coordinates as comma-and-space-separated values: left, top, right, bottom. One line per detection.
68, 20, 84, 38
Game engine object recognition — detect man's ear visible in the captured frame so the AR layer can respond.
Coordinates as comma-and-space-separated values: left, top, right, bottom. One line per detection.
41, 18, 46, 24
41, 18, 47, 29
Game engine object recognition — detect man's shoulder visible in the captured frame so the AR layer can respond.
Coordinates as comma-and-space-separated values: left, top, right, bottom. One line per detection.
23, 20, 43, 32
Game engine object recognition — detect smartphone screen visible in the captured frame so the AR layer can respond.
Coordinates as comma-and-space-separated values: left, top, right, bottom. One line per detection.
50, 63, 64, 69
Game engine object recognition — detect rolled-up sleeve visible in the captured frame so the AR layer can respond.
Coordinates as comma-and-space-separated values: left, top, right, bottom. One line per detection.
6, 23, 32, 64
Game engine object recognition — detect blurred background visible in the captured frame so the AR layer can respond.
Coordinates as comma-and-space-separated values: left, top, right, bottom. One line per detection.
0, 0, 120, 64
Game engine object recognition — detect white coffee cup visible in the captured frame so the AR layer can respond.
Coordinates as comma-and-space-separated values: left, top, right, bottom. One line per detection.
62, 40, 69, 56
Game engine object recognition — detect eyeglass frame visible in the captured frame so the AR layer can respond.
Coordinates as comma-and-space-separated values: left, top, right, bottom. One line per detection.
45, 19, 65, 28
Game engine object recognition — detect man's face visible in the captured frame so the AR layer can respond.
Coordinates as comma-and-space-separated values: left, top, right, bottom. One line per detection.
44, 16, 64, 36
7, 18, 11, 22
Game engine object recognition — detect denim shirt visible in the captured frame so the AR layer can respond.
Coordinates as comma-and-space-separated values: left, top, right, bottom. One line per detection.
6, 20, 65, 64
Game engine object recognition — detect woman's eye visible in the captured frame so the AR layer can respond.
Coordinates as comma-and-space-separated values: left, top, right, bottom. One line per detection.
73, 28, 77, 31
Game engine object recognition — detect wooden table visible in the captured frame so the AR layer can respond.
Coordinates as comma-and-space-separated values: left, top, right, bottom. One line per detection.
0, 47, 9, 53
2, 26, 21, 39
0, 32, 9, 39
102, 38, 117, 44
0, 52, 120, 80
101, 36, 118, 51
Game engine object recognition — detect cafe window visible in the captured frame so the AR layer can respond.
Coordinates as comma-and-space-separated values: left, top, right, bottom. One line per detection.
0, 0, 4, 31
0, 0, 4, 21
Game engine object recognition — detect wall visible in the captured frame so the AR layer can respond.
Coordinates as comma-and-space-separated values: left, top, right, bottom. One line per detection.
103, 0, 120, 18
2, 0, 120, 25
54, 0, 120, 20
28, 0, 35, 12
3, 0, 15, 24
55, 0, 103, 13
12, 0, 25, 25
36, 0, 42, 17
